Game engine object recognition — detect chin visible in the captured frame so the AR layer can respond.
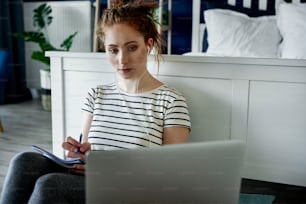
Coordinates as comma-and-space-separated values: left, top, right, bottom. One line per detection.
117, 72, 133, 79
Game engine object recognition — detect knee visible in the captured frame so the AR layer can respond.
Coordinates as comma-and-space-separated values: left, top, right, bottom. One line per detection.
36, 173, 82, 192
30, 174, 62, 202
9, 152, 51, 176
31, 173, 85, 203
35, 173, 59, 190
10, 152, 39, 168
32, 174, 77, 197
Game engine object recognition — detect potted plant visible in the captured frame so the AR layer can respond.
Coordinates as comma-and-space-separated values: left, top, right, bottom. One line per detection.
15, 3, 77, 111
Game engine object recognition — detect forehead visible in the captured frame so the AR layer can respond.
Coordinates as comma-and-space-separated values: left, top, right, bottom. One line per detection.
103, 23, 145, 45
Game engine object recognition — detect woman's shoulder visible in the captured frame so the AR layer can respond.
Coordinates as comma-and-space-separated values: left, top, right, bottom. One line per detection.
157, 84, 184, 96
154, 84, 187, 101
90, 83, 116, 92
85, 83, 116, 100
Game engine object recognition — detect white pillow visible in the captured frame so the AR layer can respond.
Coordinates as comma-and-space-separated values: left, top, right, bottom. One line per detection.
277, 3, 306, 59
204, 9, 281, 58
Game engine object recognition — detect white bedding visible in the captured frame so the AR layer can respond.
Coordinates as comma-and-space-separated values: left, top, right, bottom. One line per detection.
204, 9, 281, 58
190, 0, 306, 59
277, 3, 306, 59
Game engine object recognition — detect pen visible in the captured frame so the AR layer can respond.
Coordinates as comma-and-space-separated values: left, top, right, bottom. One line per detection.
77, 133, 83, 153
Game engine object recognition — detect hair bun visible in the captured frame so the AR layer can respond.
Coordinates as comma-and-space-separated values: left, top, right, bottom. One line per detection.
110, 0, 157, 10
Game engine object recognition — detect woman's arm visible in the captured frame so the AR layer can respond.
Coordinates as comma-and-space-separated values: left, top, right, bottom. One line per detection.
62, 112, 93, 174
162, 127, 190, 145
62, 112, 93, 154
80, 112, 93, 143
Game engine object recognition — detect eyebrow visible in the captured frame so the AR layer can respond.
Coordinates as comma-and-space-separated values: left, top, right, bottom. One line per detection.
107, 41, 138, 47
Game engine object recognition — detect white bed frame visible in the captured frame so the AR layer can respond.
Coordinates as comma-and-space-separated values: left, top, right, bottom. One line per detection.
47, 51, 306, 187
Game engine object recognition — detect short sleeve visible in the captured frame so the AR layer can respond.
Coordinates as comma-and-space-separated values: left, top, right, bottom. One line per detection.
164, 93, 191, 129
81, 88, 97, 115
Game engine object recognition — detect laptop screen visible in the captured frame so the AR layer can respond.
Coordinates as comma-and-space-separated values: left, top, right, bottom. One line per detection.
86, 140, 246, 204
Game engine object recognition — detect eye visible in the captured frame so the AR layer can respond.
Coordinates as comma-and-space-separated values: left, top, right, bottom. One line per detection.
108, 48, 118, 54
127, 45, 138, 52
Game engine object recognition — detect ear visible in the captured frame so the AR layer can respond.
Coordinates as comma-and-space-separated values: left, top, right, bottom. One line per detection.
146, 38, 154, 54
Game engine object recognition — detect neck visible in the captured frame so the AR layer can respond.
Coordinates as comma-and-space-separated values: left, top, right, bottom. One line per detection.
116, 70, 147, 93
116, 71, 161, 93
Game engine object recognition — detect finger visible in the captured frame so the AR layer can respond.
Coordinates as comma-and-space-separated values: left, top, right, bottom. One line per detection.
62, 141, 78, 153
79, 142, 91, 153
68, 168, 85, 175
73, 164, 86, 170
67, 151, 86, 160
66, 136, 80, 146
62, 136, 81, 152
68, 164, 86, 175
65, 143, 90, 157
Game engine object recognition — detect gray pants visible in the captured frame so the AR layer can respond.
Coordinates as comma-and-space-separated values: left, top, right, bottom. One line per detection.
0, 152, 85, 204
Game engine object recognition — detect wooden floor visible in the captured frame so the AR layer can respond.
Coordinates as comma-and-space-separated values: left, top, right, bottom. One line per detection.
0, 98, 52, 196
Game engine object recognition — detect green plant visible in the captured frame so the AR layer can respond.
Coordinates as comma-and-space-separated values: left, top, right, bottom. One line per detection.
15, 3, 77, 71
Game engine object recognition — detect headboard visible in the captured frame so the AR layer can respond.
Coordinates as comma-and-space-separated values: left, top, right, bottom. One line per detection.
191, 0, 306, 59
47, 51, 306, 187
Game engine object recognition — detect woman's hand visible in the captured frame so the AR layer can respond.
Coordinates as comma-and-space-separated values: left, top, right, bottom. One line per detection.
62, 136, 91, 175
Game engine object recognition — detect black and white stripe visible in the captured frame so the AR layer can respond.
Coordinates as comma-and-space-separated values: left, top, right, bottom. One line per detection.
82, 83, 191, 151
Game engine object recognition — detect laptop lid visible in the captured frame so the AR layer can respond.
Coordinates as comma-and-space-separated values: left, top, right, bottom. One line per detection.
86, 140, 246, 204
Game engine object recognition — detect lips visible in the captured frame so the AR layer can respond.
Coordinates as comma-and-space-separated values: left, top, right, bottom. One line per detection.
118, 68, 132, 74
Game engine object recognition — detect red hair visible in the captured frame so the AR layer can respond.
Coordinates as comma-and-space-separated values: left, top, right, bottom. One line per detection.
96, 0, 164, 65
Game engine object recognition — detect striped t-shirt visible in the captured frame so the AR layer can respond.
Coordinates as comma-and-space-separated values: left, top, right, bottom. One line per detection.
82, 83, 191, 150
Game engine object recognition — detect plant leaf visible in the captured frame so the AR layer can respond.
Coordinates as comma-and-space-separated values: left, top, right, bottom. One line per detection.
39, 42, 57, 52
14, 31, 45, 44
13, 3, 78, 68
60, 32, 78, 51
33, 3, 53, 30
14, 32, 57, 51
31, 51, 50, 67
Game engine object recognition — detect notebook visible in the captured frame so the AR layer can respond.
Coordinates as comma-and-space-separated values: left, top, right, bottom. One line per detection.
86, 140, 246, 204
31, 145, 85, 168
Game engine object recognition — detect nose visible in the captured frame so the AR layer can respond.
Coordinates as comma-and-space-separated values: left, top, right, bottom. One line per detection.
118, 50, 128, 65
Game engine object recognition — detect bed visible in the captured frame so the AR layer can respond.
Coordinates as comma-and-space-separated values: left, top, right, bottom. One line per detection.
190, 0, 306, 59
47, 51, 306, 188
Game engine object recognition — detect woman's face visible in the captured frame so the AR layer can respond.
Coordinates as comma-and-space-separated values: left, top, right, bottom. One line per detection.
104, 23, 153, 80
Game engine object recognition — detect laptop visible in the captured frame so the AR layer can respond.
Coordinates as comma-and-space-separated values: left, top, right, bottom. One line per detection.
86, 140, 246, 204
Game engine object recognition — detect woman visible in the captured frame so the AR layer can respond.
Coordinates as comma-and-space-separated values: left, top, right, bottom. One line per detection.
0, 1, 191, 203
